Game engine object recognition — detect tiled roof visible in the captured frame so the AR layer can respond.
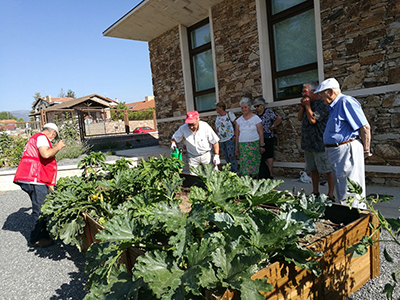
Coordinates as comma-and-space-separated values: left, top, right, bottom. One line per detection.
50, 97, 74, 103
126, 98, 155, 111
48, 94, 117, 110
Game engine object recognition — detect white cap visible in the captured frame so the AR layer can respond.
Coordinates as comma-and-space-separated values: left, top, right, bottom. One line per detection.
43, 123, 59, 137
314, 78, 340, 94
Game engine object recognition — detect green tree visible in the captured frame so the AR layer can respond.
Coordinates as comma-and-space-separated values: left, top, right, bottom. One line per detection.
0, 111, 18, 120
66, 89, 76, 98
110, 102, 128, 121
31, 92, 42, 116
33, 92, 42, 102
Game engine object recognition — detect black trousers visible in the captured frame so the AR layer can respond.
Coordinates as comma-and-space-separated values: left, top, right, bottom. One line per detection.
259, 151, 271, 179
259, 137, 274, 179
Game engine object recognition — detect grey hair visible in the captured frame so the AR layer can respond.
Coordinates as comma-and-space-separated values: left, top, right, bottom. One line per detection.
303, 81, 319, 91
254, 97, 266, 107
239, 97, 252, 107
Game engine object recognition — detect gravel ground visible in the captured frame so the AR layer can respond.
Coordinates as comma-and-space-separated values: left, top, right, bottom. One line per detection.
0, 190, 88, 300
1, 188, 399, 300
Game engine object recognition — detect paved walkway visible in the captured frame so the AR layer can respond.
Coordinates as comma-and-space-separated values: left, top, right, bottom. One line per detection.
1, 145, 398, 218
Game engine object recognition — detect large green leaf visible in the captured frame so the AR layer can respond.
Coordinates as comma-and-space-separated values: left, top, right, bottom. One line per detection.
59, 216, 86, 246
239, 277, 273, 300
282, 244, 321, 277
153, 202, 187, 257
133, 251, 184, 299
97, 212, 152, 244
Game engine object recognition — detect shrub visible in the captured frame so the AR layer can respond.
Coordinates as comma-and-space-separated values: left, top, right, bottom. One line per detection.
55, 139, 91, 161
0, 133, 27, 167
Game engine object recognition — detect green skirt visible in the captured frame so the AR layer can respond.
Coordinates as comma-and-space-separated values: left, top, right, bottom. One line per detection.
238, 141, 261, 175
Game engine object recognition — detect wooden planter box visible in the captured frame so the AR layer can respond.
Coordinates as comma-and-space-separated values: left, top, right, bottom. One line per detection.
212, 205, 380, 300
81, 212, 103, 252
80, 212, 143, 269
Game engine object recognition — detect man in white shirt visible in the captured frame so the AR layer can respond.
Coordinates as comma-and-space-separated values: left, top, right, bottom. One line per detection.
171, 111, 220, 173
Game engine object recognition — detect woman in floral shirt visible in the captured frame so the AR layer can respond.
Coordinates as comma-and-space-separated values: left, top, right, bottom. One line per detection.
215, 102, 238, 173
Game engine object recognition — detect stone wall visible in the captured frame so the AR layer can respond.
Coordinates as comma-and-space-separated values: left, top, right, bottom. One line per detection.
149, 27, 186, 120
320, 0, 400, 88
212, 0, 262, 106
149, 26, 186, 145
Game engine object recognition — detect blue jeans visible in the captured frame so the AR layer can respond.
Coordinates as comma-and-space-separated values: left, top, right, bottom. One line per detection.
19, 183, 50, 243
220, 137, 238, 173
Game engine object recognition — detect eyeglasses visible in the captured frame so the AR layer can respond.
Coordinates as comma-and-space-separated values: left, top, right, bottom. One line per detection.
254, 104, 262, 108
187, 123, 196, 127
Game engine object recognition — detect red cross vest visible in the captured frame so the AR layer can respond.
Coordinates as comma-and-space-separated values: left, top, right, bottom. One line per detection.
14, 132, 57, 186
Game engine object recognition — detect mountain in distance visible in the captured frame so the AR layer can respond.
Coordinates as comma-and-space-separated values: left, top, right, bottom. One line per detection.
10, 110, 31, 121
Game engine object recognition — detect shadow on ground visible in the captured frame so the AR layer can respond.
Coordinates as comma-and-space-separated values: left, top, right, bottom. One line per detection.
2, 206, 89, 299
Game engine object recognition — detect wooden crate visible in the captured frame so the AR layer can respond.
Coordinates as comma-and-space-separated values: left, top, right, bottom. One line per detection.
81, 212, 104, 252
213, 208, 380, 300
80, 211, 144, 272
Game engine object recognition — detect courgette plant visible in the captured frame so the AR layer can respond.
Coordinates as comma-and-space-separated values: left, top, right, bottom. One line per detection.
41, 155, 184, 251
82, 164, 332, 299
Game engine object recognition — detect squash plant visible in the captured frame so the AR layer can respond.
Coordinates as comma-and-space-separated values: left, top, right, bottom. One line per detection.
41, 155, 184, 251
82, 164, 332, 299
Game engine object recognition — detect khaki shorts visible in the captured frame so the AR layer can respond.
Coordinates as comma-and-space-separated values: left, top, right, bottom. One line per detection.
304, 151, 331, 174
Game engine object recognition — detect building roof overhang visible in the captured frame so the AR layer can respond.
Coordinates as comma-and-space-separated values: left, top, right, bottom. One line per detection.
103, 0, 224, 42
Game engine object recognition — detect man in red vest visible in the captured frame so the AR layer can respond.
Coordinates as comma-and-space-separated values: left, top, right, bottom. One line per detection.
14, 123, 65, 247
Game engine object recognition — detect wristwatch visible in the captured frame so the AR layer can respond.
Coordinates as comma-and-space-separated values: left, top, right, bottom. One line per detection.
260, 142, 265, 147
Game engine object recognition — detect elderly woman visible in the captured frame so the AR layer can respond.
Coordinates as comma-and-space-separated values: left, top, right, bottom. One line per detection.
253, 97, 282, 179
235, 97, 265, 177
215, 102, 239, 173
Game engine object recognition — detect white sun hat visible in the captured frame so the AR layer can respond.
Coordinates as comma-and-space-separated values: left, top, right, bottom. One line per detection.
43, 123, 59, 137
314, 78, 340, 94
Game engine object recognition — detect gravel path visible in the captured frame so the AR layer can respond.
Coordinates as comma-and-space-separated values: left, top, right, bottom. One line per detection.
1, 189, 399, 300
0, 190, 88, 300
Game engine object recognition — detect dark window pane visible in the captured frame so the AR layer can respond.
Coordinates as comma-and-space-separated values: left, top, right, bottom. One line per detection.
273, 9, 317, 72
193, 49, 215, 92
275, 69, 318, 99
272, 0, 306, 14
195, 93, 216, 112
190, 23, 211, 49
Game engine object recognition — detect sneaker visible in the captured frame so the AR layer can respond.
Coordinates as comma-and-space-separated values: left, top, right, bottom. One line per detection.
328, 196, 336, 202
33, 238, 54, 248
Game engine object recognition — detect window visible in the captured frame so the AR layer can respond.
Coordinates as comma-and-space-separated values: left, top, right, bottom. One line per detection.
267, 0, 318, 100
188, 19, 216, 112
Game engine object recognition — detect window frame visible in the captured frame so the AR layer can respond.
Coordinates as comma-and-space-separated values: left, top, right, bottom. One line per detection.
266, 0, 317, 101
187, 18, 216, 112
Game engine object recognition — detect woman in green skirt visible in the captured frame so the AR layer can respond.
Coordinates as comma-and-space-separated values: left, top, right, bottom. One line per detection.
234, 97, 265, 177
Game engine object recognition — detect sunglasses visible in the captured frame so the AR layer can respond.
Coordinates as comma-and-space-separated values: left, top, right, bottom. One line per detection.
254, 104, 262, 108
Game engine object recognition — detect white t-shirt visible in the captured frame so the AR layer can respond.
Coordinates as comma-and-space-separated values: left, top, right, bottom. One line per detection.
172, 120, 219, 156
215, 111, 236, 142
37, 135, 51, 148
236, 115, 262, 143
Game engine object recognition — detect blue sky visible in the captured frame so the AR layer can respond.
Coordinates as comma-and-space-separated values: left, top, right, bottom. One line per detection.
0, 0, 153, 112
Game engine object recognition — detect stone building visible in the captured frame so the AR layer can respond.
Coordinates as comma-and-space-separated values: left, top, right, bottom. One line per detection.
104, 0, 400, 185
